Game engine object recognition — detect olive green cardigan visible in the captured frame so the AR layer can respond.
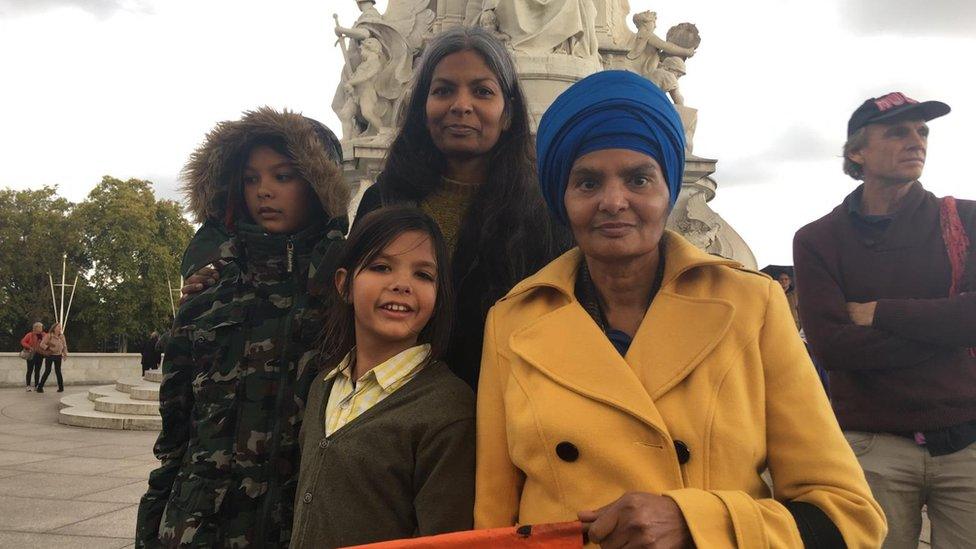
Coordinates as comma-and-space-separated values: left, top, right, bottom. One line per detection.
290, 360, 475, 548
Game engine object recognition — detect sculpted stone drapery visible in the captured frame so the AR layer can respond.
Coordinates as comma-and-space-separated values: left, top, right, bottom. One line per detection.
333, 0, 435, 139
480, 0, 599, 59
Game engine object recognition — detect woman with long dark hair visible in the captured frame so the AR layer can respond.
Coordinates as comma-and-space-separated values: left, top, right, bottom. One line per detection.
355, 26, 569, 388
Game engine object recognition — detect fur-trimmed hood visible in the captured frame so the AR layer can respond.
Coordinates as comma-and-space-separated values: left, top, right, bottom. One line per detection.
181, 107, 349, 224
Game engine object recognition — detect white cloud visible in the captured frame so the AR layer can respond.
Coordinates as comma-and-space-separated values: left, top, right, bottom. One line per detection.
839, 0, 976, 36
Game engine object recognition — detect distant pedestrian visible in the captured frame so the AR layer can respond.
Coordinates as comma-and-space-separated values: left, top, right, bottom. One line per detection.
19, 322, 45, 391
37, 322, 67, 393
761, 265, 801, 330
141, 331, 161, 374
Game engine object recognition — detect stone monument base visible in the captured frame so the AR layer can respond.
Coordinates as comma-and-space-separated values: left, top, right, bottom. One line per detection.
513, 53, 604, 128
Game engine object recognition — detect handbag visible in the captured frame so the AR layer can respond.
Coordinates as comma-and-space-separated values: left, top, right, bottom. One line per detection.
19, 348, 34, 360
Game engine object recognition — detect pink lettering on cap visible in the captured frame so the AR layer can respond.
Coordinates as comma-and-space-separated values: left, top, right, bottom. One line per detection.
874, 92, 918, 112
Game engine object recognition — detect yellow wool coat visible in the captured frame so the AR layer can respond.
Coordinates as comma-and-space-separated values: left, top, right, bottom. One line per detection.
475, 232, 885, 548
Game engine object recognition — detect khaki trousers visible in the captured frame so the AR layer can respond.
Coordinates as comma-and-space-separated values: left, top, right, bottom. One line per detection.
845, 431, 976, 549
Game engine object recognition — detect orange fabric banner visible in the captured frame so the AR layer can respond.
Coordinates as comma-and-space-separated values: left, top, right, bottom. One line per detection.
341, 521, 585, 549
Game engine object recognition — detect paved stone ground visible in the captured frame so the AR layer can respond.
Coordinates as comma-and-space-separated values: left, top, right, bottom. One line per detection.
0, 386, 933, 548
0, 385, 157, 548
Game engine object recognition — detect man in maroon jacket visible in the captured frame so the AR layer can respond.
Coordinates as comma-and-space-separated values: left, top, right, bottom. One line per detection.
794, 92, 976, 548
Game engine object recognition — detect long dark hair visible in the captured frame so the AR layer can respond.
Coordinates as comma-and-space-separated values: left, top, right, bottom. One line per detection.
380, 26, 566, 311
318, 207, 454, 367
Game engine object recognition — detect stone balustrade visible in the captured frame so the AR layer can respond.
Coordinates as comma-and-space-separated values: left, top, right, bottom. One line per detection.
0, 353, 144, 387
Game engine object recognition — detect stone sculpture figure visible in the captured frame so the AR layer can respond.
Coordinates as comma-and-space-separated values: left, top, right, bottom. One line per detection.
475, 8, 510, 43
627, 11, 696, 77
333, 0, 436, 138
480, 0, 600, 59
341, 38, 386, 137
650, 56, 686, 105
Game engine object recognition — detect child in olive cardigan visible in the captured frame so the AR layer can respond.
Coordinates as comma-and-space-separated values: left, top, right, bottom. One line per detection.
290, 207, 475, 549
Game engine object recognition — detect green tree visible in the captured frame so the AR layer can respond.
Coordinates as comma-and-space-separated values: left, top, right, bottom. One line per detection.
0, 186, 85, 351
71, 177, 193, 351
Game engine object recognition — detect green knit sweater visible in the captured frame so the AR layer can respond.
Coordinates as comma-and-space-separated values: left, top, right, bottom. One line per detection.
421, 177, 479, 254
290, 361, 475, 548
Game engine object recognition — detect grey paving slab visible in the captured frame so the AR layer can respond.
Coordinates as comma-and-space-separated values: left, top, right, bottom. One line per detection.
0, 531, 131, 549
0, 472, 135, 500
52, 503, 139, 539
106, 461, 159, 479
0, 495, 129, 532
0, 437, 102, 454
11, 456, 145, 475
0, 449, 59, 467
0, 423, 44, 434
0, 425, 75, 438
0, 433, 32, 445
77, 480, 148, 504
54, 427, 158, 445
58, 443, 155, 460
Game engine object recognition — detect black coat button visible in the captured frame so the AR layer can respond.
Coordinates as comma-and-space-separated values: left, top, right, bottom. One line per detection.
555, 441, 579, 462
674, 440, 690, 464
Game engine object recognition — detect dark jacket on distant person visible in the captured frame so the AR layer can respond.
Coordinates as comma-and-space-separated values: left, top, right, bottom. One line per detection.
794, 182, 976, 432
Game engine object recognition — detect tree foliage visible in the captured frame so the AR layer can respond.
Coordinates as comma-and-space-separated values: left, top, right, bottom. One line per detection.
0, 178, 193, 352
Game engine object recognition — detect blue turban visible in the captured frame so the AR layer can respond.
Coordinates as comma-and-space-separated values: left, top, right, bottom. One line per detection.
536, 70, 686, 225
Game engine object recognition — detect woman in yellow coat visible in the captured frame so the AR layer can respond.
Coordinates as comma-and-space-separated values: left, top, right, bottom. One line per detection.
474, 71, 886, 548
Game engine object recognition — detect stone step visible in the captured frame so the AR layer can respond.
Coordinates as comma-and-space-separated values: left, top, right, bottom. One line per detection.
143, 370, 162, 383
87, 384, 121, 402
116, 377, 157, 395
130, 385, 160, 401
58, 393, 161, 431
93, 395, 160, 416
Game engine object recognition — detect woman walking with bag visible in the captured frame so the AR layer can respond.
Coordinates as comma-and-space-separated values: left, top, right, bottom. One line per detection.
37, 322, 68, 393
19, 322, 45, 392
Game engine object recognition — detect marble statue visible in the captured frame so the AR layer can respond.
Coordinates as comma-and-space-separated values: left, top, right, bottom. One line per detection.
649, 56, 686, 105
479, 0, 600, 59
626, 11, 697, 78
474, 8, 510, 43
333, 0, 435, 139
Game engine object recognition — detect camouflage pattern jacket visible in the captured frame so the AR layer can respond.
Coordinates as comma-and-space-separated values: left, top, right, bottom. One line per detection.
136, 219, 343, 548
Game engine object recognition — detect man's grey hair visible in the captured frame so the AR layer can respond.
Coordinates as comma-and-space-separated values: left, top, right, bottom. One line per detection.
842, 127, 868, 180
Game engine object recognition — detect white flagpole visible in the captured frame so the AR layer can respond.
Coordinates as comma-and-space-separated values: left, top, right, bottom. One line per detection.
48, 272, 60, 325
166, 275, 177, 319
63, 274, 79, 334
59, 254, 67, 327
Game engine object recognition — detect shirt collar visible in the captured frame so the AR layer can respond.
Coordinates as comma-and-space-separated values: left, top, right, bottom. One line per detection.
323, 344, 431, 392
845, 181, 924, 222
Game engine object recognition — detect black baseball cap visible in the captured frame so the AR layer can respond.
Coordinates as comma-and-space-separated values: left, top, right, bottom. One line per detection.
847, 92, 950, 136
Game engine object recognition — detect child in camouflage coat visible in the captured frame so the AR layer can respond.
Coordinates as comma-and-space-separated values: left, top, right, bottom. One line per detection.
135, 108, 348, 548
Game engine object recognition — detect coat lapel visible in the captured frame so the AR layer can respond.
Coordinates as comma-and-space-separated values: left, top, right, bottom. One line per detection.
626, 291, 733, 399
510, 303, 670, 436
504, 231, 738, 432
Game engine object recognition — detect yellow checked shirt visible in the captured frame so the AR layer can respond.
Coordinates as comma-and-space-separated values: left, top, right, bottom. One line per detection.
323, 344, 431, 436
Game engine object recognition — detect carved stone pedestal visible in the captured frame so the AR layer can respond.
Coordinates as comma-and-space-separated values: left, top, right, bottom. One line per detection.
513, 53, 604, 129
341, 137, 390, 217
668, 155, 758, 269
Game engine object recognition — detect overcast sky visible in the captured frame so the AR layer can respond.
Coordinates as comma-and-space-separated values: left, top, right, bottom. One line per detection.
2, 0, 974, 265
